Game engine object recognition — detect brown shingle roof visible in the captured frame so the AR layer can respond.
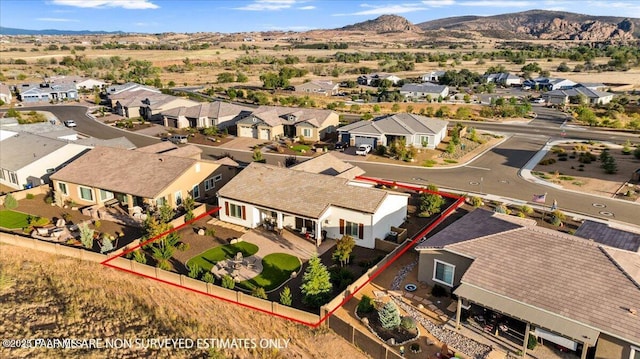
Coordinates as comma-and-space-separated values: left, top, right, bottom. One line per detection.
292, 153, 365, 179
51, 147, 200, 199
422, 209, 640, 345
217, 162, 389, 218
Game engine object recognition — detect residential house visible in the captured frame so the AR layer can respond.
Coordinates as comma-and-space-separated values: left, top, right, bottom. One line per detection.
357, 73, 401, 86
48, 75, 106, 91
421, 70, 446, 83
17, 82, 78, 103
291, 152, 365, 180
523, 77, 576, 91
415, 209, 640, 359
112, 92, 197, 120
106, 82, 160, 97
543, 85, 614, 105
217, 162, 408, 248
50, 145, 228, 213
161, 101, 253, 129
294, 80, 339, 96
578, 82, 607, 91
0, 130, 89, 190
337, 113, 448, 149
483, 72, 522, 86
0, 82, 12, 104
399, 83, 449, 101
236, 106, 339, 141
0, 120, 79, 141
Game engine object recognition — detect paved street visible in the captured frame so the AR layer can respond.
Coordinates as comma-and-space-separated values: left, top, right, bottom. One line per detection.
6, 104, 640, 225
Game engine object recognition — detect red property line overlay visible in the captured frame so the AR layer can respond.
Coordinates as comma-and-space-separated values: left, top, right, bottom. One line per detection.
101, 178, 465, 328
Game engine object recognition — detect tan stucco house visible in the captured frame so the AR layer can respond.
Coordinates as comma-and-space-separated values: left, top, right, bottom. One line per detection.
236, 106, 339, 141
416, 209, 640, 359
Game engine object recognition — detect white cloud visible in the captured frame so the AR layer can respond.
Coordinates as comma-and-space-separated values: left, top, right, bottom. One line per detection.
37, 17, 79, 22
333, 3, 429, 16
51, 0, 159, 10
458, 1, 533, 6
234, 0, 298, 11
422, 0, 456, 6
298, 5, 316, 10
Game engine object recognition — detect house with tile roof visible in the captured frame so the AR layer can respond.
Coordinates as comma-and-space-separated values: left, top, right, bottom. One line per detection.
543, 85, 614, 105
50, 145, 226, 213
415, 209, 640, 359
0, 130, 89, 190
483, 72, 522, 86
294, 80, 339, 96
217, 162, 408, 248
337, 113, 448, 149
291, 153, 365, 180
161, 101, 253, 129
17, 82, 78, 103
236, 106, 339, 141
112, 92, 197, 120
399, 83, 449, 100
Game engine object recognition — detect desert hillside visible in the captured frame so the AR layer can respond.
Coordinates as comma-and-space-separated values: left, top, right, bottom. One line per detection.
417, 9, 640, 41
0, 244, 369, 359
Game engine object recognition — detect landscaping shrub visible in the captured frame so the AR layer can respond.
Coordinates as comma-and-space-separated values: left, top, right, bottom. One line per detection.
520, 205, 533, 215
634, 147, 640, 160
357, 295, 374, 314
279, 287, 292, 306
539, 158, 556, 165
400, 316, 417, 330
132, 250, 146, 264
252, 287, 267, 299
205, 227, 216, 237
469, 196, 483, 208
188, 264, 202, 279
527, 334, 538, 350
422, 159, 437, 167
44, 195, 54, 204
378, 301, 401, 330
578, 151, 596, 164
431, 284, 448, 297
375, 145, 386, 156
221, 274, 234, 289
3, 194, 17, 209
25, 193, 35, 200
558, 157, 567, 161
329, 267, 355, 292
202, 272, 215, 284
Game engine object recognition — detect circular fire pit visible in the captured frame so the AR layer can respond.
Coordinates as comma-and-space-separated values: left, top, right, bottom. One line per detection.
404, 283, 417, 292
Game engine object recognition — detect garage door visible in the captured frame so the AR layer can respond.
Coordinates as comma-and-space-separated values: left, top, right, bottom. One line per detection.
259, 128, 270, 140
354, 136, 377, 147
239, 126, 254, 138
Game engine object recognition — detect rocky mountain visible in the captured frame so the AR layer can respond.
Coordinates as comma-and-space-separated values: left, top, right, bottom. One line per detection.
340, 14, 422, 33
0, 27, 124, 35
416, 10, 639, 41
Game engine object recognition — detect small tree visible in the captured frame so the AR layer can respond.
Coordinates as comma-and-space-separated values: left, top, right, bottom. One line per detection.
183, 196, 195, 222
3, 193, 17, 209
333, 235, 356, 267
252, 148, 264, 162
378, 300, 401, 330
357, 295, 374, 314
418, 192, 445, 217
221, 274, 235, 289
600, 150, 618, 174
280, 287, 292, 306
78, 223, 94, 249
301, 255, 333, 307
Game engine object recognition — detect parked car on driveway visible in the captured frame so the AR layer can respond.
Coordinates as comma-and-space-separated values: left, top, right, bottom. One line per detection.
64, 120, 77, 127
355, 144, 372, 156
334, 141, 349, 151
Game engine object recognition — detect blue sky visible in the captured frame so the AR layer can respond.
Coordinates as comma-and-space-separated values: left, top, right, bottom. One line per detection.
1, 0, 639, 33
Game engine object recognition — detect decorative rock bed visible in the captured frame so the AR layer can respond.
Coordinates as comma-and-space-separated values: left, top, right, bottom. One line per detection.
389, 261, 492, 359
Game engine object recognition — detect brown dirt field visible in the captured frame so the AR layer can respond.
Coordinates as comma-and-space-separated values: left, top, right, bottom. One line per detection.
0, 243, 371, 359
532, 141, 640, 200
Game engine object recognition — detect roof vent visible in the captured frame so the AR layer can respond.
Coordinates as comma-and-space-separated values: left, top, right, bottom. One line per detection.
630, 308, 637, 316
159, 158, 164, 162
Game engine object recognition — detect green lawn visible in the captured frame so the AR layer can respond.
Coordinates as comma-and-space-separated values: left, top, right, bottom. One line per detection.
239, 253, 301, 291
0, 210, 30, 229
187, 242, 259, 272
291, 144, 311, 153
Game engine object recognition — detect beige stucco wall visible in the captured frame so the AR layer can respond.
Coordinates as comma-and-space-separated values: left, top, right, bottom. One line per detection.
594, 333, 634, 359
417, 249, 474, 288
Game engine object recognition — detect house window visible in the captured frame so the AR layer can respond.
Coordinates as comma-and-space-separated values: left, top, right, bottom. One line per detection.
204, 177, 218, 191
192, 185, 200, 199
302, 128, 312, 137
9, 172, 18, 184
0, 169, 4, 180
79, 186, 94, 201
175, 191, 183, 206
156, 197, 166, 207
227, 203, 245, 219
630, 346, 640, 359
99, 189, 114, 201
58, 182, 68, 195
433, 259, 455, 287
420, 136, 429, 147
339, 219, 363, 239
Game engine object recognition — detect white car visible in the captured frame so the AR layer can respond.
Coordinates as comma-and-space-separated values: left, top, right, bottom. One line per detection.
355, 144, 372, 156
64, 120, 77, 127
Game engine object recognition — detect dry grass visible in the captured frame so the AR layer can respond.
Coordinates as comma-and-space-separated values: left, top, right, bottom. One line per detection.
0, 244, 369, 359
